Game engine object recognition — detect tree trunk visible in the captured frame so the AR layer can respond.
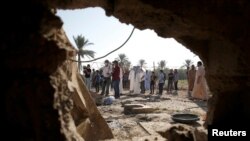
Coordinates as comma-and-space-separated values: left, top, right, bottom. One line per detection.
78, 54, 81, 72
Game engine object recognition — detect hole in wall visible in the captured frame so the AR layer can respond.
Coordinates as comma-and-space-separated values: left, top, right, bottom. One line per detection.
56, 7, 209, 140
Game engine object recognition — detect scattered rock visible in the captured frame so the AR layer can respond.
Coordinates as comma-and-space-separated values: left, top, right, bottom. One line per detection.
89, 91, 103, 106
132, 106, 155, 114
193, 127, 207, 141
124, 104, 155, 114
157, 124, 194, 141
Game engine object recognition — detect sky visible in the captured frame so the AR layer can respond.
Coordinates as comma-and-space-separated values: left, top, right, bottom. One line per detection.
56, 8, 200, 70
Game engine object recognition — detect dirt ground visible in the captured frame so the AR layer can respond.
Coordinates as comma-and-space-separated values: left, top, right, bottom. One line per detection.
93, 85, 208, 141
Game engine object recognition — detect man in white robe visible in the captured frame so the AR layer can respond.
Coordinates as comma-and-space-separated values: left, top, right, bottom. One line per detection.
119, 63, 123, 94
133, 66, 141, 94
192, 61, 208, 100
128, 67, 135, 93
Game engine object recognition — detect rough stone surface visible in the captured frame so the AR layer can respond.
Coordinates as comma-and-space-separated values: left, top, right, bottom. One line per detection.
193, 127, 208, 141
2, 0, 250, 140
131, 106, 155, 114
124, 104, 155, 115
124, 104, 144, 114
157, 124, 194, 141
98, 90, 207, 140
2, 1, 66, 140
53, 0, 250, 129
124, 103, 144, 108
157, 124, 207, 141
2, 1, 112, 140
90, 91, 104, 106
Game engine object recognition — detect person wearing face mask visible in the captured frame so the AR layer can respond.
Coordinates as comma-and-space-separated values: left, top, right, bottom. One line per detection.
101, 60, 112, 96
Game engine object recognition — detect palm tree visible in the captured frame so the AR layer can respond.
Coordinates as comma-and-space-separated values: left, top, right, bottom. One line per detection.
124, 60, 131, 71
182, 59, 193, 68
116, 53, 132, 71
116, 53, 129, 68
158, 60, 167, 69
73, 34, 95, 72
139, 59, 146, 68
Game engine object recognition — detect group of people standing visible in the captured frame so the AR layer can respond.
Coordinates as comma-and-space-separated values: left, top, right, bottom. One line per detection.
82, 60, 208, 101
128, 67, 179, 95
83, 60, 122, 99
128, 66, 151, 94
100, 60, 121, 99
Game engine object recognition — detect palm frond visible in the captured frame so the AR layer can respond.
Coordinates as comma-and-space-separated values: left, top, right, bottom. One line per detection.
182, 59, 193, 68
78, 49, 95, 58
139, 59, 146, 68
73, 34, 95, 59
73, 35, 85, 49
158, 60, 167, 69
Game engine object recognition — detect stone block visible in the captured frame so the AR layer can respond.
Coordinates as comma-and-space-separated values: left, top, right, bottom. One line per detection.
124, 104, 155, 114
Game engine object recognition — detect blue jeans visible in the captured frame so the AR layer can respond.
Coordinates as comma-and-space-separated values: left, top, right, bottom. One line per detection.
101, 77, 111, 95
113, 80, 120, 98
159, 83, 164, 95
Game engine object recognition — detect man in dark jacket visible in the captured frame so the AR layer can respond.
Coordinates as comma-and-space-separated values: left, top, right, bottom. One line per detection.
112, 60, 120, 99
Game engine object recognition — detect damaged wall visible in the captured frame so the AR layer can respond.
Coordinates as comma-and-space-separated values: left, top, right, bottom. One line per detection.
52, 0, 250, 128
2, 0, 250, 140
2, 0, 112, 140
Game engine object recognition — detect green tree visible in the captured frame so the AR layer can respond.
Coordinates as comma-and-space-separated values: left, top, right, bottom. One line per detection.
73, 35, 95, 72
116, 53, 132, 72
182, 59, 193, 69
116, 53, 128, 67
158, 60, 167, 69
124, 60, 131, 71
139, 59, 146, 68
177, 68, 188, 80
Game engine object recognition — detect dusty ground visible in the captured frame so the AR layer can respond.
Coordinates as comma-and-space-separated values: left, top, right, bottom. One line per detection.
93, 84, 208, 141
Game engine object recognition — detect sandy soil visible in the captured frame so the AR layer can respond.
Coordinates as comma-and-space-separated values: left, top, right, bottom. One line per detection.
94, 88, 207, 141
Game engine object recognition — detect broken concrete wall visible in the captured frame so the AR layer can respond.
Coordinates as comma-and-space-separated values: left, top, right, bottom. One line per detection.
53, 0, 250, 128
2, 0, 112, 140
2, 0, 250, 140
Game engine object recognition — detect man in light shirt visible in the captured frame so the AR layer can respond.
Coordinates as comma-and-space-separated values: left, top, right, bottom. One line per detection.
101, 60, 112, 96
158, 70, 165, 95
